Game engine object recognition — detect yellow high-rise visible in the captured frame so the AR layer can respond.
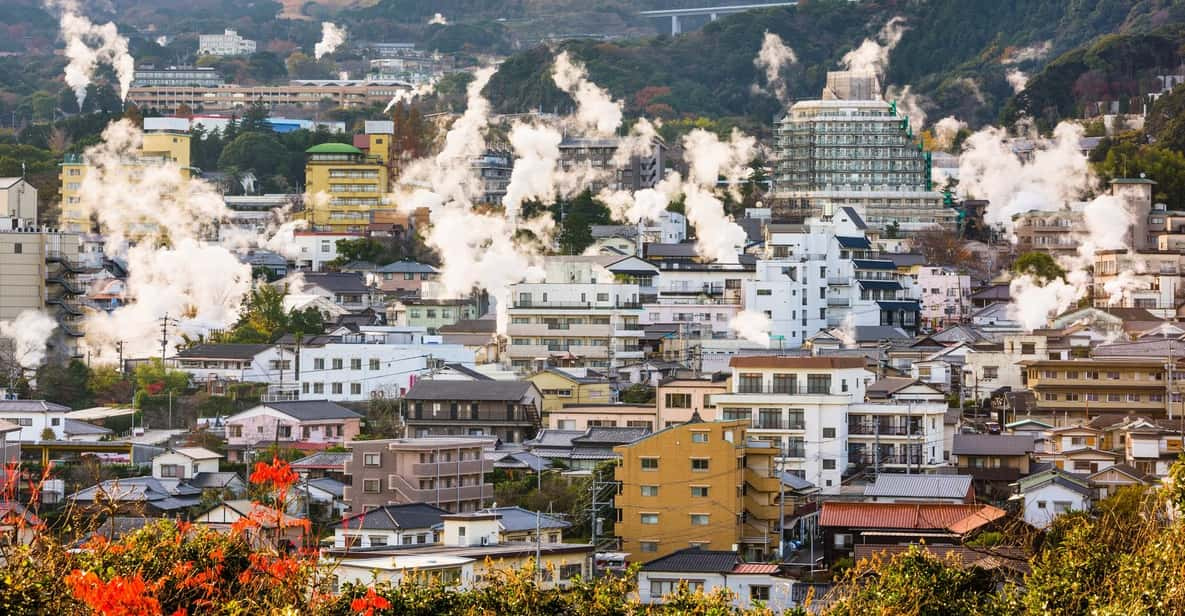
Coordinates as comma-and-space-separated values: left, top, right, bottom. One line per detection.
303, 142, 389, 233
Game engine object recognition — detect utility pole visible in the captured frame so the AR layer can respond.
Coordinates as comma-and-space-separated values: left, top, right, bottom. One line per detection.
158, 314, 179, 363
116, 341, 125, 376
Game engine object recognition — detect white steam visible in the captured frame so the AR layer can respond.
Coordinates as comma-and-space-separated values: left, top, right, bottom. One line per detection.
932, 116, 967, 150
840, 16, 907, 77
552, 51, 623, 136
314, 22, 346, 60
1006, 68, 1028, 94
429, 13, 449, 25
0, 310, 58, 370
384, 79, 438, 113
885, 84, 926, 131
752, 31, 798, 103
48, 0, 135, 107
1003, 41, 1051, 65
730, 310, 771, 348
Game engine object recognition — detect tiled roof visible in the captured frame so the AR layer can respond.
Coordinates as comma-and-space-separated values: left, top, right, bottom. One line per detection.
257, 400, 363, 421
333, 503, 449, 531
63, 418, 112, 436
0, 400, 71, 413
640, 547, 739, 573
374, 261, 438, 274
175, 343, 272, 359
732, 563, 780, 574
187, 472, 243, 489
864, 474, 972, 499
170, 447, 221, 460
404, 380, 533, 402
820, 502, 1005, 533
478, 506, 569, 532
291, 451, 353, 469
952, 434, 1035, 456
866, 377, 916, 397
728, 356, 866, 369
573, 426, 651, 445
297, 272, 368, 294
836, 236, 872, 249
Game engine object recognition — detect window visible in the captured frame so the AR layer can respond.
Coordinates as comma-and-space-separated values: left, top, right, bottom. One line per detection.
1128, 393, 1140, 402
369, 535, 388, 547
691, 431, 708, 443
332, 383, 343, 394
641, 485, 659, 497
13, 243, 21, 254
363, 479, 381, 493
560, 564, 582, 581
159, 464, 182, 478
1108, 393, 1122, 402
314, 358, 325, 370
640, 541, 658, 553
641, 513, 659, 525
690, 514, 709, 526
822, 459, 836, 470
750, 586, 771, 602
1044, 393, 1058, 401
350, 383, 362, 395
369, 358, 380, 370
983, 366, 999, 379
806, 374, 831, 394
772, 374, 797, 394
651, 580, 703, 598
363, 453, 381, 467
350, 358, 362, 370
691, 458, 709, 472
691, 486, 709, 497
822, 427, 836, 439
332, 358, 343, 370
229, 425, 242, 438
640, 457, 658, 471
738, 373, 763, 393
665, 393, 692, 408
1107, 372, 1120, 380
313, 383, 325, 394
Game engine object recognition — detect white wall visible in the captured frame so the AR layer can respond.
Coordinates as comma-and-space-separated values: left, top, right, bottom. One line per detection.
299, 342, 474, 401
1024, 482, 1089, 529
0, 410, 67, 441
152, 451, 219, 479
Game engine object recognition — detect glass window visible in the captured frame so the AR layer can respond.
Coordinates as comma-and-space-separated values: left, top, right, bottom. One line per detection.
690, 514, 709, 526
641, 513, 659, 525
690, 486, 709, 497
641, 458, 658, 470
691, 458, 709, 472
641, 485, 659, 497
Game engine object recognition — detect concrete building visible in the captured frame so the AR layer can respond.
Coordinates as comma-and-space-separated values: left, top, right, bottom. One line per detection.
172, 343, 294, 390
772, 71, 955, 233
637, 549, 796, 611
1019, 358, 1183, 422
918, 266, 972, 329
546, 404, 657, 431
296, 333, 474, 402
392, 296, 485, 334
290, 231, 365, 271
506, 256, 654, 373
402, 380, 542, 443
0, 400, 71, 441
365, 261, 439, 296
557, 136, 666, 193
303, 139, 390, 234
656, 377, 728, 427
613, 419, 782, 562
126, 80, 412, 113
131, 66, 224, 87
198, 30, 257, 57
224, 400, 363, 462
0, 219, 86, 355
0, 177, 37, 223
342, 437, 494, 514
471, 148, 513, 205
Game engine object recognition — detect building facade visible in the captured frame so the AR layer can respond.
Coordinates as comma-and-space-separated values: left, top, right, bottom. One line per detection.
198, 30, 257, 57
303, 138, 390, 234
342, 437, 494, 513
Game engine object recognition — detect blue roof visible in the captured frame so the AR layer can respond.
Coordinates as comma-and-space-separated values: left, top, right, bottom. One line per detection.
836, 236, 871, 249
859, 280, 903, 291
878, 301, 921, 312
852, 259, 896, 270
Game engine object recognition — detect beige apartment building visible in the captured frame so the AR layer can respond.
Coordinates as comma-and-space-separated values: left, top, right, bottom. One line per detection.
343, 437, 495, 514
1019, 358, 1184, 423
655, 377, 729, 427
0, 221, 86, 358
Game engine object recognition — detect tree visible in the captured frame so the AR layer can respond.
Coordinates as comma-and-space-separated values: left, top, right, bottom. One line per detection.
913, 228, 977, 270
34, 360, 92, 409
555, 189, 611, 255
331, 238, 385, 266
217, 131, 290, 190
133, 358, 190, 396
1012, 251, 1066, 282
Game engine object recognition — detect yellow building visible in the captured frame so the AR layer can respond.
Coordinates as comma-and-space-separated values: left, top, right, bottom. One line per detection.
59, 129, 194, 233
528, 367, 613, 413
613, 419, 781, 562
1019, 358, 1184, 422
303, 142, 389, 233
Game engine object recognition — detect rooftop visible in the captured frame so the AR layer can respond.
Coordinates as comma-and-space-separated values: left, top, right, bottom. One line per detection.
333, 503, 449, 531
864, 474, 973, 500
728, 356, 866, 370
641, 547, 739, 573
952, 434, 1035, 456
254, 400, 363, 421
820, 502, 1006, 533
404, 380, 534, 402
174, 343, 272, 360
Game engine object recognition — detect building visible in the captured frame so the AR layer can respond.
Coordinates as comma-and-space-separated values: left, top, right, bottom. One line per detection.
289, 231, 365, 272
1012, 467, 1093, 529
131, 66, 224, 87
1019, 358, 1181, 422
150, 447, 221, 480
951, 434, 1035, 501
303, 139, 390, 234
402, 380, 542, 443
295, 333, 474, 402
506, 256, 654, 373
198, 30, 257, 56
0, 220, 86, 355
918, 266, 972, 328
392, 296, 486, 334
365, 261, 439, 296
637, 549, 796, 611
613, 419, 782, 562
342, 437, 494, 513
471, 148, 513, 205
224, 400, 364, 462
0, 177, 37, 222
527, 367, 613, 412
557, 136, 666, 193
962, 334, 1073, 403
819, 501, 1005, 564
126, 80, 412, 114
772, 71, 955, 233
331, 503, 449, 548
288, 272, 372, 311
60, 118, 194, 233
67, 476, 204, 516
0, 400, 71, 441
862, 474, 975, 504
193, 499, 306, 549
546, 405, 657, 431
172, 343, 293, 390
655, 376, 728, 427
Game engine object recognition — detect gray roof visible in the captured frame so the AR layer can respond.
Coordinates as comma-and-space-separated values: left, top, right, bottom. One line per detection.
952, 434, 1035, 456
780, 472, 816, 492
404, 380, 534, 402
590, 224, 638, 239
187, 472, 244, 489
866, 377, 917, 398
438, 319, 497, 334
641, 548, 739, 573
491, 451, 550, 472
64, 418, 113, 436
375, 261, 438, 274
291, 451, 353, 469
478, 506, 570, 532
0, 400, 71, 412
175, 343, 272, 360
259, 400, 363, 421
852, 326, 911, 342
308, 477, 346, 498
332, 503, 449, 530
298, 272, 368, 294
864, 474, 973, 499
840, 206, 867, 229
525, 429, 584, 449
572, 426, 650, 445
68, 476, 202, 504
440, 363, 494, 381
885, 253, 926, 267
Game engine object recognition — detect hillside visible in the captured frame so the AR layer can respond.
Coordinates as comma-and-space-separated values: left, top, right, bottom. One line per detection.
482, 0, 1185, 130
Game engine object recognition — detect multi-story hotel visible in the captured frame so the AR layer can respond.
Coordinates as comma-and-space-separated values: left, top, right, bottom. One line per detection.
1019, 358, 1185, 423
303, 122, 393, 233
771, 71, 955, 233
126, 79, 411, 114
613, 419, 782, 562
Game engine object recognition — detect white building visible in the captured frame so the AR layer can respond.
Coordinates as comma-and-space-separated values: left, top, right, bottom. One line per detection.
1013, 469, 1092, 529
0, 177, 37, 223
173, 344, 294, 387
637, 548, 798, 611
198, 29, 257, 56
151, 447, 222, 480
918, 266, 972, 329
290, 231, 365, 271
298, 329, 474, 401
641, 243, 755, 345
0, 400, 70, 441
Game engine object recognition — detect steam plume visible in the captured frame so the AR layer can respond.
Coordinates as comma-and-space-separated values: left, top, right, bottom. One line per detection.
729, 310, 771, 348
753, 31, 798, 103
932, 116, 966, 149
384, 79, 438, 113
679, 129, 755, 263
1003, 41, 1051, 65
0, 310, 58, 370
314, 22, 346, 60
48, 0, 135, 107
841, 16, 907, 77
885, 84, 926, 130
1006, 68, 1028, 94
429, 13, 448, 25
552, 51, 623, 136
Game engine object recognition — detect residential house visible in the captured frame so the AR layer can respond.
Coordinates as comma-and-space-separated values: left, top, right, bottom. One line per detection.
343, 437, 494, 513
391, 295, 486, 334
1011, 468, 1093, 529
0, 400, 71, 441
0, 420, 20, 462
193, 499, 307, 549
917, 268, 971, 329
288, 272, 371, 311
962, 334, 1070, 403
565, 426, 650, 471
63, 419, 112, 442
522, 430, 584, 467
291, 451, 352, 481
613, 419, 782, 562
224, 400, 363, 462
1125, 421, 1184, 477
637, 549, 796, 611
67, 477, 204, 515
151, 447, 221, 480
172, 344, 293, 390
438, 319, 501, 363
656, 376, 728, 427
474, 506, 571, 543
402, 380, 542, 443
819, 501, 1006, 564
862, 474, 975, 504
366, 261, 439, 296
295, 330, 474, 402
951, 434, 1035, 502
1089, 463, 1154, 498
528, 368, 613, 413
331, 503, 449, 548
547, 405, 657, 432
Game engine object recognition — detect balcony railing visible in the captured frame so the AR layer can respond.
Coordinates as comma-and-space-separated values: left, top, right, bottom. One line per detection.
827, 276, 850, 285
513, 300, 642, 310
848, 423, 922, 436
410, 459, 489, 476
735, 385, 823, 395
827, 297, 851, 306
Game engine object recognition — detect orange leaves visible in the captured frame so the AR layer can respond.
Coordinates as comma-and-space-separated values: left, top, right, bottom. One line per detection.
350, 588, 392, 616
66, 570, 162, 616
250, 456, 299, 494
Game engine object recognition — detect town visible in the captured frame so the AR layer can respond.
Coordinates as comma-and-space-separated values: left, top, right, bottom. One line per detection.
2, 0, 1185, 614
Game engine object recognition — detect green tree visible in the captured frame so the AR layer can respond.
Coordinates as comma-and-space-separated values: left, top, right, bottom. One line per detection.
218, 131, 289, 184
133, 358, 190, 396
555, 189, 610, 255
1012, 251, 1067, 282
34, 359, 92, 409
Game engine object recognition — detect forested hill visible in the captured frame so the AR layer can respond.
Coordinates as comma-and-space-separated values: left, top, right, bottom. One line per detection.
483, 0, 1185, 130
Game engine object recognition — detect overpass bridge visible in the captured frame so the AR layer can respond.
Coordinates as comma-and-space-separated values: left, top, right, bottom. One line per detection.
639, 2, 798, 35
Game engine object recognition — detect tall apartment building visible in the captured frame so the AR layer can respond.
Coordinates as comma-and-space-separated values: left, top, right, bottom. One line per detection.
59, 118, 194, 233
1019, 358, 1185, 423
641, 243, 753, 341
506, 255, 655, 373
131, 66, 224, 87
772, 71, 955, 233
342, 437, 494, 514
558, 136, 666, 193
198, 30, 257, 57
471, 148, 513, 205
303, 128, 391, 234
711, 356, 947, 494
613, 419, 782, 562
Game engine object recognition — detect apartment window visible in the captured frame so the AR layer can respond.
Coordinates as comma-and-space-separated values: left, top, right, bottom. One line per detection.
1107, 372, 1120, 380
332, 358, 343, 370
302, 383, 309, 394
641, 485, 659, 497
691, 431, 708, 443
738, 373, 763, 393
772, 374, 797, 394
159, 464, 182, 478
690, 458, 709, 472
369, 359, 380, 370
750, 586, 771, 602
314, 358, 325, 370
13, 243, 21, 254
787, 410, 804, 429
1044, 393, 1058, 401
1108, 393, 1122, 402
690, 514, 710, 526
806, 374, 831, 394
983, 366, 998, 379
1021, 343, 1035, 354
1067, 371, 1079, 379
665, 393, 691, 408
313, 383, 324, 394
1042, 370, 1058, 378
351, 358, 362, 370
640, 457, 659, 471
364, 453, 381, 467
1065, 393, 1079, 401
1087, 393, 1099, 401
690, 486, 709, 498
350, 383, 362, 395
640, 513, 659, 525
756, 289, 772, 296
640, 541, 658, 553
822, 459, 836, 470
229, 426, 242, 438
1128, 393, 1140, 402
332, 383, 343, 394
363, 479, 381, 493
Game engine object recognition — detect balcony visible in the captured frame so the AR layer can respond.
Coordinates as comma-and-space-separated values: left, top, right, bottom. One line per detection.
745, 474, 782, 494
388, 474, 494, 503
827, 297, 851, 306
827, 276, 850, 286
661, 284, 726, 296
512, 300, 642, 310
848, 423, 921, 436
743, 494, 781, 521
508, 323, 611, 337
410, 459, 489, 476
